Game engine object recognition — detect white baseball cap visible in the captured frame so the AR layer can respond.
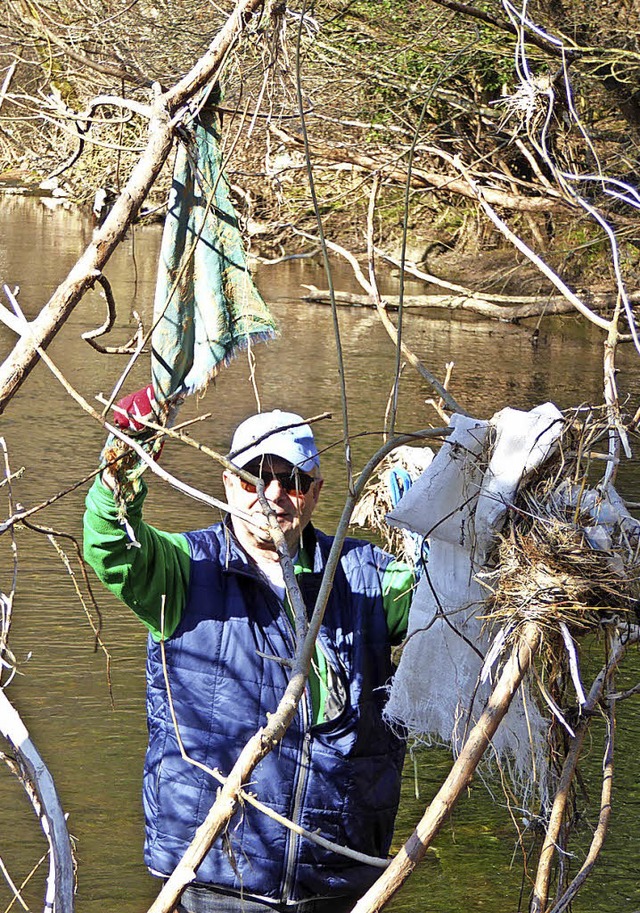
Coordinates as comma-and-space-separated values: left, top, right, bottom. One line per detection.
229, 410, 320, 473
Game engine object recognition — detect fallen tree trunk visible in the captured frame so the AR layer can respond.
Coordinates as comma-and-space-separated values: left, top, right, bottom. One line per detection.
301, 285, 639, 321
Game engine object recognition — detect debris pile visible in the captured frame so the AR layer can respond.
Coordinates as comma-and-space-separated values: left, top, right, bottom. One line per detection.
372, 404, 640, 808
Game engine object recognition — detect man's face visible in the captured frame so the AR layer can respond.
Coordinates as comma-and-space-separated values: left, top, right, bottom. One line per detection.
223, 455, 323, 557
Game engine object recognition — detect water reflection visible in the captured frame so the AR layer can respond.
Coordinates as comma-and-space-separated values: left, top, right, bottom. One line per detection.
0, 197, 639, 912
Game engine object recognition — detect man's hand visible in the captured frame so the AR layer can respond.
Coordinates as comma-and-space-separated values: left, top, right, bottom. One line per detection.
112, 384, 159, 434
101, 385, 163, 493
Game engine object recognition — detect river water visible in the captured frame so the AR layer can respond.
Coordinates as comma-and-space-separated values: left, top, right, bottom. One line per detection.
0, 196, 639, 912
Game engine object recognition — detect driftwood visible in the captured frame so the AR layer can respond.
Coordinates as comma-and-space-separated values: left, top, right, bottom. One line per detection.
301, 285, 639, 322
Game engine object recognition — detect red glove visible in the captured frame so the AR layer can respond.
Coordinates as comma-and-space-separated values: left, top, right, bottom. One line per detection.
112, 384, 159, 433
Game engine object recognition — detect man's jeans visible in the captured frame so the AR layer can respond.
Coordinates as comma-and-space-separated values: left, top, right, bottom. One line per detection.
177, 884, 360, 913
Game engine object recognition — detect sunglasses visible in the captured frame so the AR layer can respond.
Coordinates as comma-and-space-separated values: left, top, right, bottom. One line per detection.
239, 469, 316, 496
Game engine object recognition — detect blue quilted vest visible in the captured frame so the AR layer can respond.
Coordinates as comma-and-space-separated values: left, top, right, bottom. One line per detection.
142, 523, 406, 902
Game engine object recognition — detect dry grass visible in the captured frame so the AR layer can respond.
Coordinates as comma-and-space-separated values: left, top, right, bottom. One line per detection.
483, 408, 640, 637
489, 522, 637, 631
351, 444, 434, 560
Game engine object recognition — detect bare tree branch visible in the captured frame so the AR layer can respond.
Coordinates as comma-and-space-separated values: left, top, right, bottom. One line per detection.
530, 629, 630, 913
0, 0, 266, 416
8, 0, 153, 88
547, 699, 615, 913
0, 687, 75, 913
352, 622, 542, 913
270, 125, 565, 213
294, 230, 466, 415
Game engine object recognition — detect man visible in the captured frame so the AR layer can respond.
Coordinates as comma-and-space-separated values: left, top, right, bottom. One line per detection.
84, 399, 414, 913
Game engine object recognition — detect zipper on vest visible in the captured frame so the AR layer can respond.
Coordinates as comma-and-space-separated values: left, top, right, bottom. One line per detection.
231, 564, 312, 900
281, 710, 311, 902
277, 585, 313, 901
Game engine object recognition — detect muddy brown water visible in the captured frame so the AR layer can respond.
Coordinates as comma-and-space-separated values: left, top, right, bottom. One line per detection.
1, 195, 639, 912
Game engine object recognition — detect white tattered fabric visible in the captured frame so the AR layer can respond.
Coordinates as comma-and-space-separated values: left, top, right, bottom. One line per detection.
384, 404, 566, 807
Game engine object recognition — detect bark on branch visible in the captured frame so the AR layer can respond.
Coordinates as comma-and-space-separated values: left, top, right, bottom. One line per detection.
546, 701, 615, 913
530, 630, 629, 913
301, 286, 637, 321
0, 0, 266, 416
270, 126, 565, 213
426, 0, 576, 59
351, 623, 542, 913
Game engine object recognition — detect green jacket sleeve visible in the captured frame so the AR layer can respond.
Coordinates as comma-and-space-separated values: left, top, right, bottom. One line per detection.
83, 476, 191, 642
381, 559, 414, 644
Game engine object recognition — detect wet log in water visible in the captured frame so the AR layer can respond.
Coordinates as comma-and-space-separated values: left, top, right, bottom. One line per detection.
301, 285, 640, 322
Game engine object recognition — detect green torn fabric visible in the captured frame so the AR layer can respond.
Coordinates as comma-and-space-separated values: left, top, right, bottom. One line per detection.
104, 86, 276, 508
151, 87, 277, 404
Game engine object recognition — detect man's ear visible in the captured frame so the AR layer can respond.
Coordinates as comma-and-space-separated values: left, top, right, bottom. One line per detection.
311, 478, 324, 505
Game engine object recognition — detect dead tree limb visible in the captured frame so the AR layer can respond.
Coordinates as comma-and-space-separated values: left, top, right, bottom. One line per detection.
270, 125, 566, 213
10, 1, 153, 89
426, 0, 573, 59
301, 286, 634, 321
351, 622, 541, 913
530, 629, 629, 913
378, 252, 640, 307
547, 699, 615, 913
293, 232, 466, 414
0, 687, 75, 913
0, 97, 172, 414
0, 0, 266, 416
450, 157, 613, 332
81, 275, 145, 355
